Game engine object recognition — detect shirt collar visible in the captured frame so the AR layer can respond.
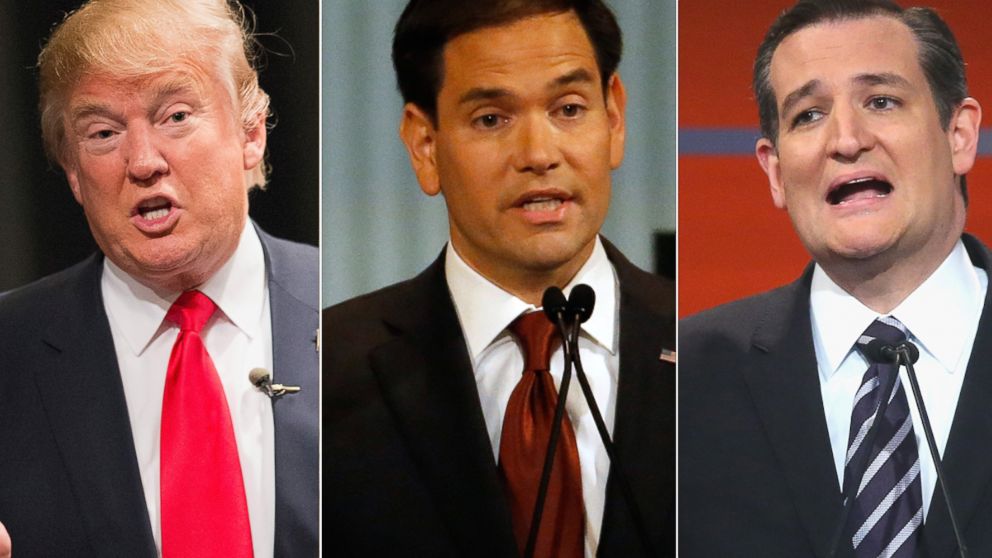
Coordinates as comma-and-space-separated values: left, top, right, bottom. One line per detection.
810, 239, 983, 378
101, 220, 268, 355
445, 236, 619, 361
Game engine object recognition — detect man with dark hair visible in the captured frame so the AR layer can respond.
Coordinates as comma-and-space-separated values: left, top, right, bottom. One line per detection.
681, 0, 989, 556
325, 1, 675, 556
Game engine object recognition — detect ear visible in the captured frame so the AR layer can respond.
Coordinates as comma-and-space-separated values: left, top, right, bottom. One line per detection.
399, 103, 441, 196
242, 111, 267, 171
949, 97, 981, 176
756, 137, 786, 209
65, 164, 84, 205
605, 73, 627, 169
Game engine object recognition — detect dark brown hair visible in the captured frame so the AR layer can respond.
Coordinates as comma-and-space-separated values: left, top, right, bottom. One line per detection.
754, 0, 966, 143
392, 0, 622, 123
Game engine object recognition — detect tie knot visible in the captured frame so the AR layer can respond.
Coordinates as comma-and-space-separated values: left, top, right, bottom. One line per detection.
166, 290, 217, 333
856, 316, 908, 356
509, 311, 560, 372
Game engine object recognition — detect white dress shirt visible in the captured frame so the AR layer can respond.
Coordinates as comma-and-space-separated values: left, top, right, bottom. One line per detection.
102, 221, 275, 557
811, 240, 987, 518
445, 237, 619, 558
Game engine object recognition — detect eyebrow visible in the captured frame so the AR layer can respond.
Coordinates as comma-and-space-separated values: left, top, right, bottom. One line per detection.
69, 78, 201, 124
779, 72, 914, 117
851, 71, 912, 90
69, 101, 118, 124
780, 79, 822, 118
550, 68, 596, 90
150, 78, 200, 105
456, 67, 598, 106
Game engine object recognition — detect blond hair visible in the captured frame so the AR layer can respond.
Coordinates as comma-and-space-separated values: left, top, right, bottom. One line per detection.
38, 0, 271, 189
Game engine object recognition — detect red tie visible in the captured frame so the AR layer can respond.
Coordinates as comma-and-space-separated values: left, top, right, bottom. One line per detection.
499, 311, 584, 558
161, 291, 253, 558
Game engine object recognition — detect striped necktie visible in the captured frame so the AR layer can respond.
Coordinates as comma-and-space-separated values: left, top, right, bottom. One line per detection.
844, 316, 923, 558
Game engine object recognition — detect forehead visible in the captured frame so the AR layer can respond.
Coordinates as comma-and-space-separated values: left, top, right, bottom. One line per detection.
438, 11, 601, 96
65, 58, 226, 115
770, 16, 924, 101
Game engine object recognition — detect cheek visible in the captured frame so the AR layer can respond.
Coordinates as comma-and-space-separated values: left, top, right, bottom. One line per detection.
75, 159, 125, 206
438, 146, 502, 205
777, 145, 820, 191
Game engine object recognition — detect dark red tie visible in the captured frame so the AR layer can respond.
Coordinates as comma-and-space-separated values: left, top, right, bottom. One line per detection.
161, 291, 253, 558
499, 311, 584, 558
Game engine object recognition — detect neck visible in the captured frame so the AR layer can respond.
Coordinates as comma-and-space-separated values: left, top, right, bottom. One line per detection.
453, 243, 595, 306
820, 237, 958, 314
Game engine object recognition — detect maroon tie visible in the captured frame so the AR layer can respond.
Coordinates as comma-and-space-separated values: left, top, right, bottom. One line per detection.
499, 311, 584, 558
161, 291, 253, 558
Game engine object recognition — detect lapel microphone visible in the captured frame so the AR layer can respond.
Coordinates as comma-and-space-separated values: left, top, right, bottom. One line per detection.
828, 339, 969, 558
248, 368, 302, 399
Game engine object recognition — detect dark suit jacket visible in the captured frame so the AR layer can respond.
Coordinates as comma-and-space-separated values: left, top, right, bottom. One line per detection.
324, 239, 675, 557
679, 234, 992, 558
0, 226, 319, 557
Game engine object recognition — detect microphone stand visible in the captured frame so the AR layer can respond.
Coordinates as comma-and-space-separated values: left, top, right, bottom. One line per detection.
523, 305, 576, 558
897, 345, 969, 558
525, 286, 654, 556
567, 325, 654, 556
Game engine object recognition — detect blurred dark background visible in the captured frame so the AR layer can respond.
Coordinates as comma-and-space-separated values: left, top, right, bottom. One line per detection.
0, 1, 318, 292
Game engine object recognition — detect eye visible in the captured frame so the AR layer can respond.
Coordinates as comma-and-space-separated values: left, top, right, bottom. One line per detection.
791, 108, 824, 128
472, 113, 508, 130
559, 103, 585, 118
91, 129, 116, 140
868, 96, 900, 110
168, 111, 189, 123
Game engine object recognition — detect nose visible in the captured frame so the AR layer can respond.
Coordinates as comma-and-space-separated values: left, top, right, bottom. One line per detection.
513, 113, 561, 175
124, 123, 168, 184
828, 103, 875, 161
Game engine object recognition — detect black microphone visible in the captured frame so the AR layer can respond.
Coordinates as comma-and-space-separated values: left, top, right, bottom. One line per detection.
248, 367, 302, 399
863, 338, 920, 365
541, 287, 568, 326
566, 284, 595, 324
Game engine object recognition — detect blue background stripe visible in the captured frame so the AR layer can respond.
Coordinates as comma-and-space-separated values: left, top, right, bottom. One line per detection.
680, 127, 992, 156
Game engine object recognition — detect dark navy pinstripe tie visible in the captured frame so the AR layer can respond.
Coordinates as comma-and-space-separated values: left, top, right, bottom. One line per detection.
844, 317, 923, 558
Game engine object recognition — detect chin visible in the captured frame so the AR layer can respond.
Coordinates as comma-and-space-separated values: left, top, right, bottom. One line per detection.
517, 241, 590, 272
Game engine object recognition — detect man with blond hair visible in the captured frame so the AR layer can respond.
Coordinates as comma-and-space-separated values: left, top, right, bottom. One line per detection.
0, 1, 318, 556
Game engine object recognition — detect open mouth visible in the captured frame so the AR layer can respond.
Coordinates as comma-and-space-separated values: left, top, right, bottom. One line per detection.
135, 197, 173, 221
827, 177, 892, 206
521, 196, 564, 212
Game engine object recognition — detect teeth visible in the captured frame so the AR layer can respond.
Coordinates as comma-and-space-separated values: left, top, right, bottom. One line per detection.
140, 208, 169, 221
845, 177, 875, 185
522, 198, 563, 212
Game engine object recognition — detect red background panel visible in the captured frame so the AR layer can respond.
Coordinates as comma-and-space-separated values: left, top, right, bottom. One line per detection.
679, 0, 992, 317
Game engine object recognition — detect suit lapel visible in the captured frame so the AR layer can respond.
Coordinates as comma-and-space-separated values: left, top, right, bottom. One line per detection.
921, 234, 992, 558
744, 269, 847, 558
35, 254, 157, 556
258, 228, 320, 557
369, 254, 518, 556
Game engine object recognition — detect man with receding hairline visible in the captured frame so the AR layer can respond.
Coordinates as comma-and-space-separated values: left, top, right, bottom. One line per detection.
680, 1, 992, 556
325, 1, 675, 556
0, 1, 317, 556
